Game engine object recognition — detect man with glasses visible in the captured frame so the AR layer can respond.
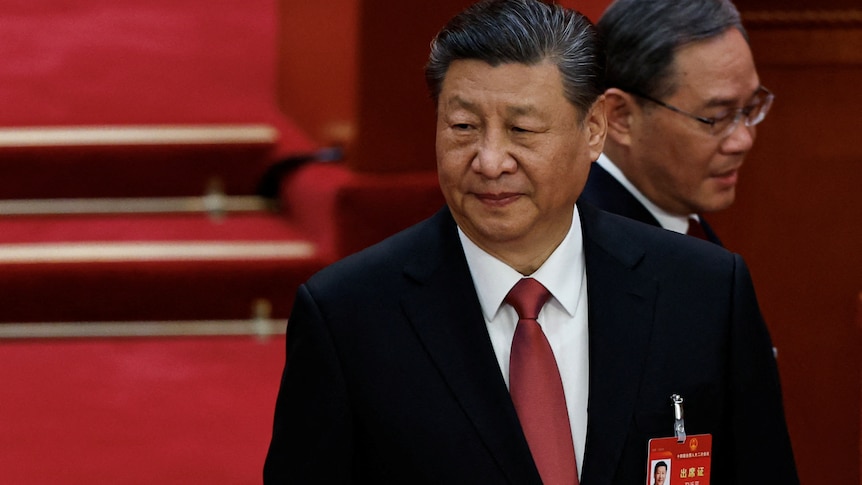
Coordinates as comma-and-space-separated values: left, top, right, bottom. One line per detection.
582, 0, 773, 245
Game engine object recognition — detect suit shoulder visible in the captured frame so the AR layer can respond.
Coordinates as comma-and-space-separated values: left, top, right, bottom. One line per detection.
582, 203, 736, 274
305, 207, 450, 292
580, 165, 659, 226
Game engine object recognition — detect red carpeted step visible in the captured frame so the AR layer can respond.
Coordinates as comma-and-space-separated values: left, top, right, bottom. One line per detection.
0, 213, 325, 322
0, 124, 314, 199
0, 336, 286, 484
0, 212, 310, 243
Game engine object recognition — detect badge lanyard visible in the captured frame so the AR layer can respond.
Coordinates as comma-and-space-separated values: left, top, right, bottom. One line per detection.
672, 393, 686, 443
645, 394, 713, 485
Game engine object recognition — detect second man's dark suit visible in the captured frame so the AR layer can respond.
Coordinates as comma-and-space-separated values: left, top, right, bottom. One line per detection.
264, 203, 797, 484
581, 162, 723, 245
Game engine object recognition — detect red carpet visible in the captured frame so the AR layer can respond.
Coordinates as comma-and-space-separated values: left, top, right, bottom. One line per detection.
0, 336, 286, 484
0, 1, 286, 126
0, 0, 325, 323
0, 213, 311, 244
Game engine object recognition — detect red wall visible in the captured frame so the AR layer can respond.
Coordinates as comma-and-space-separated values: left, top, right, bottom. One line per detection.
277, 1, 358, 148
278, 0, 610, 170
709, 5, 862, 481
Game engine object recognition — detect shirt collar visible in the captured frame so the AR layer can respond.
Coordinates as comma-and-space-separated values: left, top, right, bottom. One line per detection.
597, 153, 696, 234
458, 205, 585, 321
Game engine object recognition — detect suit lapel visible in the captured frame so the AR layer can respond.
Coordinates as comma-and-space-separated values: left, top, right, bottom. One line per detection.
400, 209, 540, 485
578, 204, 658, 485
581, 163, 662, 228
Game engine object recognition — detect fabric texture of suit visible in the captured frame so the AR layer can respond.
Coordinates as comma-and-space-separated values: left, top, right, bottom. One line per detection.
264, 203, 797, 484
581, 162, 724, 245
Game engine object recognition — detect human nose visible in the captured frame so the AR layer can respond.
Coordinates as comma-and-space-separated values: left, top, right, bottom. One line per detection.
720, 118, 755, 153
471, 129, 517, 177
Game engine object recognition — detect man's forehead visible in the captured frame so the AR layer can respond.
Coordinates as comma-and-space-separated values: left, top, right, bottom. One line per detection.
668, 28, 758, 102
439, 59, 565, 95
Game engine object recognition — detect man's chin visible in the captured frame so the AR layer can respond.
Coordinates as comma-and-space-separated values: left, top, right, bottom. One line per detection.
696, 189, 736, 213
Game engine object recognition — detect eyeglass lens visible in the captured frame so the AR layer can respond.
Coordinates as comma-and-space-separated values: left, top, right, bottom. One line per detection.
714, 88, 773, 137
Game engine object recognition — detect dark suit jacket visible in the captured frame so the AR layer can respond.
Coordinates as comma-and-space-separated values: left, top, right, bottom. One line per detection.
264, 203, 798, 484
581, 162, 723, 246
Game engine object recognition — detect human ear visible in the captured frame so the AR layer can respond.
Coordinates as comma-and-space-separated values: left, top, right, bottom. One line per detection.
585, 95, 608, 162
604, 88, 636, 147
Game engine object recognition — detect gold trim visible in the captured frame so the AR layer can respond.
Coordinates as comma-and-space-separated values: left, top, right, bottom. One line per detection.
0, 319, 288, 339
0, 241, 316, 263
0, 195, 273, 216
0, 124, 278, 147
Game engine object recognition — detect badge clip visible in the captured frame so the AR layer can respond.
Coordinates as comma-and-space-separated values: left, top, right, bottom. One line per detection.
671, 393, 686, 443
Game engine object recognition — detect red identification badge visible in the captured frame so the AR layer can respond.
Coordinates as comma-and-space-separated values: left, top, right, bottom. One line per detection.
646, 434, 712, 485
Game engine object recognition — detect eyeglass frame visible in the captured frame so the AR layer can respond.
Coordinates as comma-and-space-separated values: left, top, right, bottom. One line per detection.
625, 86, 774, 138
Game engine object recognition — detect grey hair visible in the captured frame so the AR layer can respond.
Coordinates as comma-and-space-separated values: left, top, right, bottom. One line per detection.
424, 0, 605, 115
598, 0, 747, 100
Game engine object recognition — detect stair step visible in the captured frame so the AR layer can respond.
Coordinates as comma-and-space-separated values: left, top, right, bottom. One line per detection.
0, 212, 308, 243
0, 254, 325, 323
0, 212, 326, 323
0, 124, 283, 199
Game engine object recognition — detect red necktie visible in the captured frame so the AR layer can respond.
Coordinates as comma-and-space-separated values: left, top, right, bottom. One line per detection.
686, 217, 708, 240
507, 278, 578, 485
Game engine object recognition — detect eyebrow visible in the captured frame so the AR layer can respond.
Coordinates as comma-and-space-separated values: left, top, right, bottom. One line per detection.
506, 105, 539, 117
447, 96, 477, 111
446, 96, 539, 117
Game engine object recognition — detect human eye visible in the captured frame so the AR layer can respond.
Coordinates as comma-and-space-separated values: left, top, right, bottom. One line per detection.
740, 98, 764, 118
441, 106, 478, 132
509, 119, 546, 135
704, 109, 734, 131
446, 120, 479, 144
445, 117, 479, 134
707, 108, 733, 124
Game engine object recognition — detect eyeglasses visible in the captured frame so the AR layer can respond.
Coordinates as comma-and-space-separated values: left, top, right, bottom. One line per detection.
628, 86, 774, 138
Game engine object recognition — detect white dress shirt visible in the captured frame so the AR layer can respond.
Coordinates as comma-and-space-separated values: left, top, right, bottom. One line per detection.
458, 205, 589, 477
597, 153, 701, 234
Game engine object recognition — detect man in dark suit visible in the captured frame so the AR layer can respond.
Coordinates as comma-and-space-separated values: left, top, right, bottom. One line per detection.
264, 1, 798, 483
580, 0, 775, 246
